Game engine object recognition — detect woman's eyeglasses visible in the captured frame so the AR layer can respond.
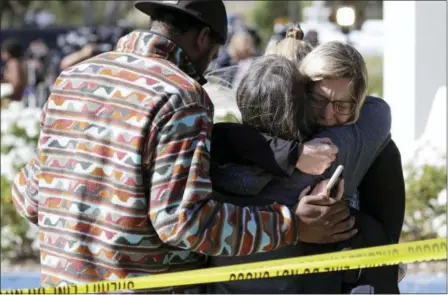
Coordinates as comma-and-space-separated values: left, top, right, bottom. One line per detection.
308, 91, 357, 115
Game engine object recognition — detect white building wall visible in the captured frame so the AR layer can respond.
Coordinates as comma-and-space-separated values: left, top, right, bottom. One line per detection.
383, 1, 446, 163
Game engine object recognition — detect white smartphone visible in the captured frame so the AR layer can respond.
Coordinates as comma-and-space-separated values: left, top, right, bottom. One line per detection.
325, 165, 344, 196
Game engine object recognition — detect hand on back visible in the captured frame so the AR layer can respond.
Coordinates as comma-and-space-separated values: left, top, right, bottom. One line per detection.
296, 138, 338, 175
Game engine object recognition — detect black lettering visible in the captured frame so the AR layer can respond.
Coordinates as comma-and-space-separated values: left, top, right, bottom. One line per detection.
229, 274, 237, 281
433, 243, 440, 252
128, 282, 135, 290
246, 273, 253, 280
263, 271, 270, 278
312, 268, 319, 273
304, 268, 311, 274
237, 274, 245, 281
393, 249, 399, 256
408, 246, 414, 253
424, 244, 431, 252
282, 270, 289, 276
416, 246, 422, 252
56, 286, 69, 294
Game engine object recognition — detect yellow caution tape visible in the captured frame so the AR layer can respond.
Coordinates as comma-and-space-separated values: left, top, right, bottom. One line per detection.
1, 238, 446, 294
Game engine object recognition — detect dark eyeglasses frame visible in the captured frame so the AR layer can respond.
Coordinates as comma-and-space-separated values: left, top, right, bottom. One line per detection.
308, 91, 357, 115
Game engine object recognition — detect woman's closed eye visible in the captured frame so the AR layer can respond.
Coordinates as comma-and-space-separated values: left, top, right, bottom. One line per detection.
334, 101, 356, 113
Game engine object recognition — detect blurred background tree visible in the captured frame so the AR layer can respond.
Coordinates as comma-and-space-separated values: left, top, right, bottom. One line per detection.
0, 0, 135, 28
1, 0, 33, 27
252, 1, 311, 46
401, 162, 447, 242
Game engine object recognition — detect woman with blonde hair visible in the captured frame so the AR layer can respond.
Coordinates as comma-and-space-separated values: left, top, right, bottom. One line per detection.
206, 28, 404, 294
207, 27, 403, 293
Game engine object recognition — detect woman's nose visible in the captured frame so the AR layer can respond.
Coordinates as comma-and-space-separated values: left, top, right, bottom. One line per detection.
323, 103, 335, 120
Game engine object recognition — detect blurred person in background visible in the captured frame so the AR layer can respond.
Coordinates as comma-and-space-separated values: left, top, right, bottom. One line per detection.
213, 31, 258, 87
26, 39, 50, 87
59, 43, 98, 70
304, 29, 320, 48
1, 38, 27, 101
215, 31, 256, 68
265, 22, 290, 55
59, 26, 114, 71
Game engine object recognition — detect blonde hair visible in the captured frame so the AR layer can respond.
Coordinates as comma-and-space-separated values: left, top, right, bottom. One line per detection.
299, 41, 368, 124
264, 25, 313, 64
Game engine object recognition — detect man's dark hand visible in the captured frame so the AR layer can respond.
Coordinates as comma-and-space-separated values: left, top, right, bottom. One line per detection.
295, 179, 358, 244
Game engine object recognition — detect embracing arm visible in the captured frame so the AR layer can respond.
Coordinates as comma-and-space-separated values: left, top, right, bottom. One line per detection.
147, 102, 300, 256
211, 122, 299, 176
212, 96, 392, 193
317, 96, 392, 187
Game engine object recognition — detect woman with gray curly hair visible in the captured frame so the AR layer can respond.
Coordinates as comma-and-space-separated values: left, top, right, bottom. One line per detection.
206, 28, 403, 294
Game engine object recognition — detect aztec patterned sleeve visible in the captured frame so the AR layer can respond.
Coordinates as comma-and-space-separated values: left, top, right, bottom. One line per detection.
11, 105, 47, 225
148, 103, 300, 256
11, 155, 41, 225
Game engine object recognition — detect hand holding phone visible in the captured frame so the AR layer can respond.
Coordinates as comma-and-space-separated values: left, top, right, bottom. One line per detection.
325, 165, 344, 199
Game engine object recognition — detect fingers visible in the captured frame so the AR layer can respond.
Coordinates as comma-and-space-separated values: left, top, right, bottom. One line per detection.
311, 179, 329, 195
329, 228, 358, 243
298, 186, 311, 199
327, 143, 339, 155
322, 202, 350, 221
306, 193, 337, 206
316, 138, 338, 154
316, 137, 333, 144
329, 216, 356, 235
334, 179, 345, 201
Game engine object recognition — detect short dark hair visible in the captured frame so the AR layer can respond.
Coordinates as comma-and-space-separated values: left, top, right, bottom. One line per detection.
1, 38, 25, 59
236, 55, 313, 141
150, 7, 220, 43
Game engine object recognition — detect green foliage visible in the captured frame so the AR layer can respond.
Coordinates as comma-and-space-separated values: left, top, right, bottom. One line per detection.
364, 56, 383, 97
1, 121, 40, 155
1, 175, 39, 260
1, 107, 41, 261
401, 162, 447, 241
252, 1, 309, 47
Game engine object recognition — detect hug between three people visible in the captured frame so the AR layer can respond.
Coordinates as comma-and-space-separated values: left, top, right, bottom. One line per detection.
209, 27, 405, 294
9, 0, 405, 294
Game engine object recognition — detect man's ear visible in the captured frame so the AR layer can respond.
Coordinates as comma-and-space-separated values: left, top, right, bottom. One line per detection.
196, 27, 212, 54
